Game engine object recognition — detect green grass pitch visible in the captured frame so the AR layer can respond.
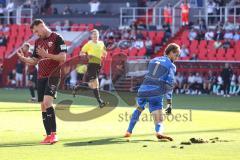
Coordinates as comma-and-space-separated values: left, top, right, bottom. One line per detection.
0, 89, 240, 160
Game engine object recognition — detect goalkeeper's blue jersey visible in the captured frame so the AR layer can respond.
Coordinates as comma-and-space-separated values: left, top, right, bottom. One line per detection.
137, 56, 176, 98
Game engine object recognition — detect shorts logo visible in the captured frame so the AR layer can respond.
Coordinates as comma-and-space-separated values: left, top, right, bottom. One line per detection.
48, 42, 53, 48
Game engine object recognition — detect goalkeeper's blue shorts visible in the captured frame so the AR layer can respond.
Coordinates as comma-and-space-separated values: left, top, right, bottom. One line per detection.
136, 96, 163, 113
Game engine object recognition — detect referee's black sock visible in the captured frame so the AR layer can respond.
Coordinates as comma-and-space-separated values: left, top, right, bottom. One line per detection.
29, 86, 35, 98
46, 107, 57, 133
93, 88, 103, 104
42, 112, 51, 135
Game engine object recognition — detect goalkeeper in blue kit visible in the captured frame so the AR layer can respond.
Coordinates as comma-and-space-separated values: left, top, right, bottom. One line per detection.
124, 43, 180, 141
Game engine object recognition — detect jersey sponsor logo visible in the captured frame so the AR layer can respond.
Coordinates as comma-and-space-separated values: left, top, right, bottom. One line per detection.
60, 44, 67, 50
48, 41, 53, 48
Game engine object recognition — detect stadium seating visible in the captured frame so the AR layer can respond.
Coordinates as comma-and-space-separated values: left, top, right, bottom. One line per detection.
165, 28, 240, 61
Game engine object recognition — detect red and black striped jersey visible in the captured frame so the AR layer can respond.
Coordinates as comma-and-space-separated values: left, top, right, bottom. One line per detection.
32, 32, 67, 79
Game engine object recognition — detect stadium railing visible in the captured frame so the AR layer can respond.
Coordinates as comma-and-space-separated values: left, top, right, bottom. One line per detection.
120, 5, 240, 34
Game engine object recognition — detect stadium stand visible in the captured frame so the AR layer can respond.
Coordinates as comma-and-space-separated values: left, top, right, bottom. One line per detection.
0, 0, 240, 95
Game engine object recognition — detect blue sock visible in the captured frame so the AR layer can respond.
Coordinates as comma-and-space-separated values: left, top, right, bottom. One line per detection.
155, 123, 164, 134
127, 109, 142, 133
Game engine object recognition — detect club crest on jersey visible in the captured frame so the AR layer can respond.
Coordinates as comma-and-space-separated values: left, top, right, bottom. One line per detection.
48, 42, 53, 47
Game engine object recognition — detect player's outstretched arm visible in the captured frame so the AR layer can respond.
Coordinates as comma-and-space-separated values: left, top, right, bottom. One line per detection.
17, 49, 38, 66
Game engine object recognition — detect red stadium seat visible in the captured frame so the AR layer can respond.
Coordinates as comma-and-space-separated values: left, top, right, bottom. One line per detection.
138, 47, 146, 56
199, 40, 207, 48
79, 24, 87, 31
129, 47, 138, 57
217, 48, 225, 56
87, 24, 94, 31
190, 40, 198, 48
71, 24, 79, 31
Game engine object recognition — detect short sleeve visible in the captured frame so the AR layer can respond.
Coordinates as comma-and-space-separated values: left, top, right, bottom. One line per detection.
55, 35, 67, 54
81, 42, 89, 53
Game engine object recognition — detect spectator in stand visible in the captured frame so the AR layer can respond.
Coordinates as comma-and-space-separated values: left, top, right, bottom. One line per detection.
214, 0, 225, 21
16, 59, 24, 88
53, 7, 58, 15
205, 29, 214, 40
186, 73, 196, 94
207, 0, 216, 25
62, 5, 73, 15
224, 30, 234, 40
214, 28, 224, 40
163, 3, 172, 25
194, 72, 203, 94
222, 39, 231, 49
136, 30, 144, 40
175, 72, 184, 94
229, 73, 237, 95
198, 18, 207, 32
162, 23, 171, 42
8, 69, 16, 88
235, 74, 240, 95
235, 0, 240, 15
130, 20, 138, 30
41, 0, 52, 15
196, 30, 205, 41
89, 0, 100, 15
180, 1, 190, 26
106, 29, 114, 39
223, 21, 236, 31
99, 74, 111, 91
203, 71, 214, 94
62, 19, 70, 31
0, 34, 7, 46
0, 4, 4, 24
145, 37, 153, 57
133, 38, 144, 49
190, 53, 198, 61
121, 29, 130, 40
180, 44, 189, 58
106, 37, 117, 51
216, 21, 224, 30
214, 40, 222, 49
233, 30, 240, 41
5, 0, 15, 24
189, 28, 197, 41
221, 63, 233, 97
213, 74, 223, 95
129, 29, 136, 40
54, 21, 62, 31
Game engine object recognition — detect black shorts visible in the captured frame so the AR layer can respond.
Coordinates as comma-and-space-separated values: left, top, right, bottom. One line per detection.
37, 77, 60, 102
86, 63, 101, 81
28, 74, 37, 83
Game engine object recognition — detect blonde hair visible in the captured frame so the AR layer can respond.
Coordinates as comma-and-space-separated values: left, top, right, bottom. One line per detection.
91, 29, 99, 35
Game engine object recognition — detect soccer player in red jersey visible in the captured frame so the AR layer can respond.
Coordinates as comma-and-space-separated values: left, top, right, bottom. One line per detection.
17, 19, 67, 144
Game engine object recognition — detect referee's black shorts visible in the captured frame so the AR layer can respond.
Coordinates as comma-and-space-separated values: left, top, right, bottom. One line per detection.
86, 63, 101, 81
37, 77, 60, 102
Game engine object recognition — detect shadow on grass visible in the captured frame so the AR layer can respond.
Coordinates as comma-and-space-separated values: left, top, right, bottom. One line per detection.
0, 142, 41, 148
64, 137, 157, 147
64, 127, 240, 147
